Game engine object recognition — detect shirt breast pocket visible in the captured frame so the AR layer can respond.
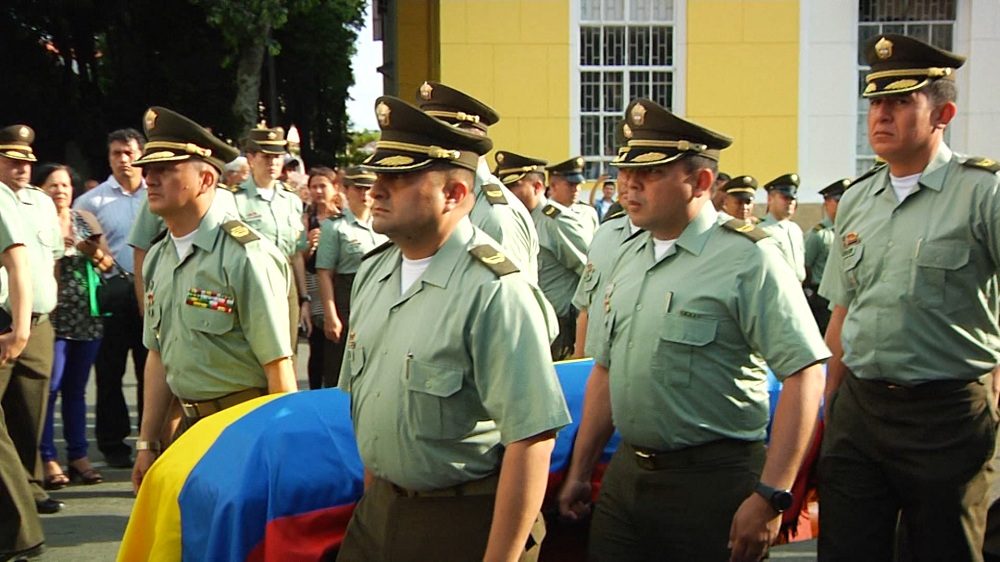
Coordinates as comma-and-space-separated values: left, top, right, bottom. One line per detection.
406, 359, 470, 440
342, 344, 365, 391
181, 305, 235, 335
652, 314, 718, 387
911, 241, 970, 309
842, 244, 864, 289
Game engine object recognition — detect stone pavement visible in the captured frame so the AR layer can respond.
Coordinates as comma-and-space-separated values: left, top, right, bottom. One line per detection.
33, 347, 819, 561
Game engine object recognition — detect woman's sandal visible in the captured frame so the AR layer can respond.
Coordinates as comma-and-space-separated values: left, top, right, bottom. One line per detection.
68, 464, 104, 485
44, 469, 70, 490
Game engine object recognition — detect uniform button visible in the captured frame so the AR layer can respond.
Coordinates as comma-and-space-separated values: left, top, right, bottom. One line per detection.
375, 392, 381, 398
635, 304, 642, 311
646, 271, 652, 276
203, 321, 210, 327
628, 341, 634, 349
887, 241, 894, 248
425, 381, 432, 389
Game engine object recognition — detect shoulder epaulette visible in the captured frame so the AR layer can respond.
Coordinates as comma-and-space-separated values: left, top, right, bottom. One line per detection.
469, 245, 519, 277
218, 183, 239, 193
362, 240, 394, 261
222, 220, 259, 245
604, 208, 626, 222
326, 213, 344, 223
150, 228, 168, 246
848, 163, 887, 188
962, 156, 1000, 174
812, 223, 824, 233
482, 184, 507, 205
542, 204, 561, 218
721, 218, 769, 243
280, 181, 298, 193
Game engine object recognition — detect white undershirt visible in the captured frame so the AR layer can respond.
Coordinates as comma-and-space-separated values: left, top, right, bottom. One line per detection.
257, 187, 276, 202
401, 255, 434, 294
889, 172, 921, 203
652, 237, 678, 262
171, 230, 197, 261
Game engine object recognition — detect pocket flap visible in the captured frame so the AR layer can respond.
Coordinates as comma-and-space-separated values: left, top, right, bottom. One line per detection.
842, 244, 864, 270
182, 305, 235, 335
348, 345, 365, 378
916, 242, 969, 270
660, 314, 718, 347
408, 359, 464, 398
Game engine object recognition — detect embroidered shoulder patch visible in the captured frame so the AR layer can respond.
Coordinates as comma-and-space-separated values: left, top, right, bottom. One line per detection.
721, 219, 769, 243
222, 220, 259, 245
542, 204, 561, 218
218, 183, 239, 193
469, 245, 519, 277
482, 184, 507, 205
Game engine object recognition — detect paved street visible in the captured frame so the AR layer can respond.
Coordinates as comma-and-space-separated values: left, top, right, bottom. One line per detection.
35, 346, 819, 561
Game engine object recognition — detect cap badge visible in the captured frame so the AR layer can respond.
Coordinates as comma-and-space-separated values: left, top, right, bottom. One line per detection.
875, 37, 893, 60
17, 126, 29, 139
376, 102, 391, 127
631, 103, 647, 126
496, 152, 504, 163
622, 123, 633, 139
575, 157, 584, 168
376, 155, 414, 167
267, 131, 277, 140
144, 109, 158, 130
790, 174, 799, 183
419, 82, 433, 100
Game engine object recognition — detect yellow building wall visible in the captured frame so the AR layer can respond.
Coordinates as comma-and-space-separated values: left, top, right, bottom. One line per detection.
436, 0, 571, 163
686, 0, 800, 183
394, 0, 440, 99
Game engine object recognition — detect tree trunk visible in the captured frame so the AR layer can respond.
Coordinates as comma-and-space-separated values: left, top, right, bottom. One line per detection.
232, 28, 269, 140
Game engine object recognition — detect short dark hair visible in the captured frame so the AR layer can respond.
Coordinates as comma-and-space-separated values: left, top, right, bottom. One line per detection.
923, 79, 957, 107
108, 128, 145, 149
678, 154, 719, 175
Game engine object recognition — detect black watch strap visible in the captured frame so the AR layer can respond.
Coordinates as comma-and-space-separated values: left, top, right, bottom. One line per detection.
754, 481, 793, 513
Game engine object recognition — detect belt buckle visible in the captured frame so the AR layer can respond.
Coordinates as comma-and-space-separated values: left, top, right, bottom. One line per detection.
633, 448, 657, 470
181, 402, 200, 419
633, 449, 654, 459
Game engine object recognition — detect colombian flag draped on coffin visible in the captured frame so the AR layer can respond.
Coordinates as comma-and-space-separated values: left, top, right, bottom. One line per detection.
118, 359, 614, 562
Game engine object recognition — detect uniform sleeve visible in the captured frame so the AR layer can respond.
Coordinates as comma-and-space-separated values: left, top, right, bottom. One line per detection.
471, 279, 571, 445
0, 190, 26, 251
314, 220, 340, 271
803, 229, 820, 271
141, 247, 161, 352
549, 218, 590, 275
128, 198, 166, 251
818, 215, 851, 306
736, 240, 830, 379
232, 242, 294, 364
43, 198, 64, 260
975, 173, 1000, 272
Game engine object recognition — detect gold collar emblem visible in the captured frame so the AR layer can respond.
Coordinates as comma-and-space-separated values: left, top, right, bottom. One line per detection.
631, 103, 647, 126
875, 37, 893, 60
419, 81, 433, 100
376, 102, 391, 127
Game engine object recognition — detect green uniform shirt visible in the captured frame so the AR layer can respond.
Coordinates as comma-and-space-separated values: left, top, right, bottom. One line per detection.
314, 209, 388, 274
572, 213, 637, 352
339, 218, 571, 491
594, 204, 829, 451
127, 187, 239, 251
471, 162, 539, 284
571, 202, 600, 240
0, 184, 26, 304
759, 213, 806, 282
234, 178, 304, 257
142, 197, 293, 401
1, 187, 62, 313
819, 144, 1000, 384
804, 217, 834, 288
531, 197, 592, 317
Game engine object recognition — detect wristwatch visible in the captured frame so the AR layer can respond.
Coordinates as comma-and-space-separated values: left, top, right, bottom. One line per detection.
299, 295, 312, 305
754, 482, 793, 513
136, 439, 161, 453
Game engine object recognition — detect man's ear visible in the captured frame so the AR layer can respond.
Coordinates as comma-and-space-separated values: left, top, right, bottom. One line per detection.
199, 165, 218, 195
442, 172, 471, 211
933, 101, 957, 130
692, 168, 715, 197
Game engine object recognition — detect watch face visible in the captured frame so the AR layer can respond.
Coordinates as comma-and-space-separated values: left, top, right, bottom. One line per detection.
773, 491, 794, 512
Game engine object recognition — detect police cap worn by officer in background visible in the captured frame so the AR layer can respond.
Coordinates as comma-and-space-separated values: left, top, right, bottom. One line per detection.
415, 81, 499, 134
494, 151, 548, 188
243, 125, 289, 155
343, 166, 376, 188
612, 98, 733, 169
722, 175, 759, 202
764, 173, 800, 199
0, 125, 38, 163
547, 156, 586, 184
818, 178, 851, 201
132, 107, 239, 173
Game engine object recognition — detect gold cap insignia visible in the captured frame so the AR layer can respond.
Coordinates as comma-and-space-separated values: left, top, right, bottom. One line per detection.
790, 174, 799, 183
376, 155, 414, 167
575, 157, 584, 168
144, 109, 158, 130
419, 81, 433, 100
376, 102, 391, 127
267, 131, 277, 140
875, 37, 893, 60
622, 123, 633, 139
18, 126, 29, 139
632, 151, 667, 163
631, 103, 647, 126
496, 152, 504, 163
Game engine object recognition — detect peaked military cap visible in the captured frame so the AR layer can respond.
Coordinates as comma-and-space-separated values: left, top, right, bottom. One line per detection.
494, 151, 547, 186
365, 96, 492, 173
863, 34, 965, 98
547, 156, 586, 184
722, 175, 758, 200
415, 81, 499, 134
819, 178, 851, 199
132, 107, 239, 173
343, 165, 376, 187
764, 173, 800, 198
243, 124, 289, 155
613, 98, 732, 168
0, 125, 37, 162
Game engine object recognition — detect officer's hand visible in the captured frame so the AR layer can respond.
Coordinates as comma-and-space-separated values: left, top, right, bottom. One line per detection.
131, 450, 153, 494
728, 493, 780, 562
0, 331, 28, 364
300, 304, 313, 337
557, 478, 592, 521
307, 228, 321, 255
991, 365, 1000, 409
324, 314, 343, 343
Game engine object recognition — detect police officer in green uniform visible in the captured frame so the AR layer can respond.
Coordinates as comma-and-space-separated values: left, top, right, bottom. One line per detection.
314, 166, 387, 387
0, 125, 65, 516
719, 175, 759, 222
759, 173, 806, 283
803, 177, 848, 333
570, 167, 638, 357
498, 151, 592, 360
235, 125, 307, 350
0, 180, 42, 560
818, 35, 1000, 562
558, 99, 829, 562
336, 96, 569, 562
415, 81, 539, 283
129, 107, 297, 493
547, 156, 600, 239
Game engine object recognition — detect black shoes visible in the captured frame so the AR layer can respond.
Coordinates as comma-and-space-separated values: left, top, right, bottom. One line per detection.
35, 498, 64, 514
104, 450, 134, 468
0, 543, 44, 562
